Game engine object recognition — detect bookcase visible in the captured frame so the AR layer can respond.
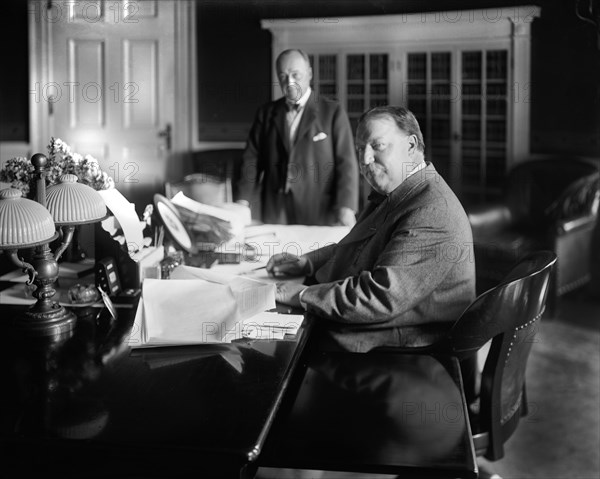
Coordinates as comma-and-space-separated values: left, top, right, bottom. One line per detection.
263, 6, 541, 203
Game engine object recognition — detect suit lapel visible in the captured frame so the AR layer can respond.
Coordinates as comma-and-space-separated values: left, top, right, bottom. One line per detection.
337, 200, 387, 246
294, 92, 319, 146
271, 99, 289, 153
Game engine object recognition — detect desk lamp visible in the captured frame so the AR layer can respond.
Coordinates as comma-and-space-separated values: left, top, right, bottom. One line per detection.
0, 153, 107, 335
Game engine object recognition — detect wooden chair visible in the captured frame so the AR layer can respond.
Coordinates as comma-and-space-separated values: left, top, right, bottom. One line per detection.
392, 250, 557, 461
449, 250, 557, 461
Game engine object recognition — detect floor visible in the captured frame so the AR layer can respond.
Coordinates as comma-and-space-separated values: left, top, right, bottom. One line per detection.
258, 285, 600, 479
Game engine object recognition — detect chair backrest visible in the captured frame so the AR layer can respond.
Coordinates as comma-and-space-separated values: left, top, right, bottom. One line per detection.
165, 173, 230, 206
165, 149, 244, 206
447, 250, 557, 460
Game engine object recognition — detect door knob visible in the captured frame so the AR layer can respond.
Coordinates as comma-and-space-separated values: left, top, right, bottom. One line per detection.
158, 123, 172, 151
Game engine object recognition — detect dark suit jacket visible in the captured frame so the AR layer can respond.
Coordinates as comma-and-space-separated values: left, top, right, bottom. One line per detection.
239, 91, 359, 225
302, 163, 476, 352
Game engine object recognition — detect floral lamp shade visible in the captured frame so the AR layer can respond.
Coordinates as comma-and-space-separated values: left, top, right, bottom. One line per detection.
46, 174, 107, 226
0, 188, 57, 249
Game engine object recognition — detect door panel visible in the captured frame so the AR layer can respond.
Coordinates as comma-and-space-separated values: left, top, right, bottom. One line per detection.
48, 0, 175, 211
68, 39, 105, 127
123, 39, 158, 128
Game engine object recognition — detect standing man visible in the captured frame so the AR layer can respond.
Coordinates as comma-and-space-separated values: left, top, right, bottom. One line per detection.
238, 49, 359, 226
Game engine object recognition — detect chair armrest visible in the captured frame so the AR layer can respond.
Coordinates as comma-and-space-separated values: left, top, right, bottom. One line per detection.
468, 204, 512, 237
555, 213, 598, 234
374, 344, 438, 355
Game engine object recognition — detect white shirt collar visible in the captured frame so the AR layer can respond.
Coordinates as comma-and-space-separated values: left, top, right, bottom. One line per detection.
406, 160, 426, 179
291, 86, 311, 108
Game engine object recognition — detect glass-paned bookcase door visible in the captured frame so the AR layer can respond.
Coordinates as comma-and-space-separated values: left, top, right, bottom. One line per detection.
309, 53, 389, 132
406, 51, 453, 183
461, 49, 508, 202
405, 48, 508, 201
346, 53, 389, 132
309, 54, 338, 101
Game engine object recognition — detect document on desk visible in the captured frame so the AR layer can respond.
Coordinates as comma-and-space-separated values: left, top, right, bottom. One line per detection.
241, 311, 304, 340
128, 266, 302, 348
244, 224, 351, 258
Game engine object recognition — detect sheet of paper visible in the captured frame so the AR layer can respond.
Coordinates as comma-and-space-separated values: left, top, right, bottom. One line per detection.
142, 278, 241, 344
0, 261, 94, 283
207, 225, 350, 277
241, 311, 304, 340
129, 265, 277, 347
0, 283, 34, 305
0, 269, 28, 282
170, 265, 276, 318
209, 260, 268, 277
238, 268, 305, 285
98, 188, 145, 254
243, 224, 351, 261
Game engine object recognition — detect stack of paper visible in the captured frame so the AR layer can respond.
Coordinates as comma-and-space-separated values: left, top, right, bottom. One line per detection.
128, 266, 302, 348
241, 311, 304, 340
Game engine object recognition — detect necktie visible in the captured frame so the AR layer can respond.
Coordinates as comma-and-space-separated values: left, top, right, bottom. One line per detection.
286, 103, 302, 145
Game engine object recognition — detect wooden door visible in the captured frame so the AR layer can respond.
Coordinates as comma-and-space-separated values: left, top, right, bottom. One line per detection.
46, 0, 175, 210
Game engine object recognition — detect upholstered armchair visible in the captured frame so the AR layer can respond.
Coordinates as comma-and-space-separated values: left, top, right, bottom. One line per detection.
468, 158, 599, 309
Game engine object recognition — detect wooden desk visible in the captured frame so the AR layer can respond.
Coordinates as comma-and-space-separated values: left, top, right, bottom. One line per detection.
0, 302, 311, 479
258, 343, 478, 478
0, 298, 477, 479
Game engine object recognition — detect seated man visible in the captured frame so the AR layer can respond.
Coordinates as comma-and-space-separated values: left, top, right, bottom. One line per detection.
268, 106, 476, 352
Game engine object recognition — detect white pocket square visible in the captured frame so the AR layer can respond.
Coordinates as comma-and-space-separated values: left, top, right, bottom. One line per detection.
313, 132, 328, 142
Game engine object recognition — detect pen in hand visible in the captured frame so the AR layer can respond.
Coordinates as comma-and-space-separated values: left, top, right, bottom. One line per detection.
251, 257, 300, 272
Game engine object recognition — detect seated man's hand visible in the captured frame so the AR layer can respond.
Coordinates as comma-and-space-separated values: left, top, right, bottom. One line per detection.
334, 206, 356, 227
275, 282, 306, 308
266, 253, 311, 277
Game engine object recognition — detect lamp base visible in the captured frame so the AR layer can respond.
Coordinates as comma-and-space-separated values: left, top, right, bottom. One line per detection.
13, 304, 77, 337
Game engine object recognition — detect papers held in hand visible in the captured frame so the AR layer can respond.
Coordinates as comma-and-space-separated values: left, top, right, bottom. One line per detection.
128, 266, 303, 348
